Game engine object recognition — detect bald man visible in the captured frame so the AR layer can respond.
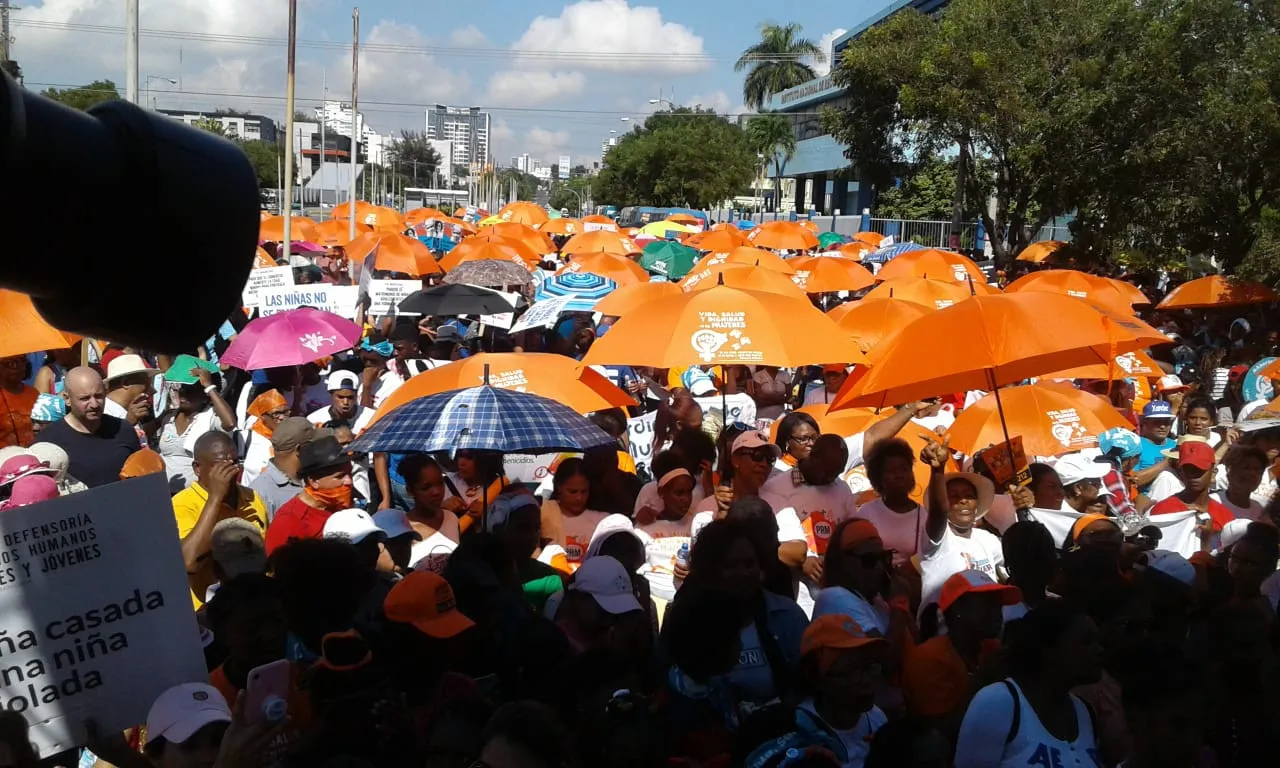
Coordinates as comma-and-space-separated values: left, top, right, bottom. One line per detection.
39, 366, 141, 487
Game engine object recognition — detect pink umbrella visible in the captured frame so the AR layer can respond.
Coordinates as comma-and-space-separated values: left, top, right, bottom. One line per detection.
220, 307, 362, 370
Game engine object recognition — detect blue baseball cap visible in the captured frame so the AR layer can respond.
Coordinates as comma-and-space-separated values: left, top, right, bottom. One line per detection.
1141, 400, 1175, 420
1098, 427, 1142, 459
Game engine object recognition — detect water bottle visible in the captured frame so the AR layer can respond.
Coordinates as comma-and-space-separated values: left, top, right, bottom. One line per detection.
673, 542, 690, 590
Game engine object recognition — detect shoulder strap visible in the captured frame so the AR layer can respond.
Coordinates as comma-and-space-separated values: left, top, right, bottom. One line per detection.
442, 474, 462, 499
1077, 694, 1098, 742
1003, 679, 1021, 746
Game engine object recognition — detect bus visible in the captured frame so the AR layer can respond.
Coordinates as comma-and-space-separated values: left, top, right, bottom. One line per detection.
617, 206, 709, 229
404, 187, 470, 213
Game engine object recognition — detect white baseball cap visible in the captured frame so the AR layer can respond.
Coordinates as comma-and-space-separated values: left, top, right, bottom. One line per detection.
146, 683, 232, 745
326, 370, 361, 393
1156, 374, 1189, 393
322, 508, 385, 544
569, 555, 642, 615
1054, 453, 1111, 487
373, 508, 421, 541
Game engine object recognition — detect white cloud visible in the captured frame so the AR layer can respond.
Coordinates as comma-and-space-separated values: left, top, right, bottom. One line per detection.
447, 25, 487, 47
811, 28, 848, 76
524, 127, 571, 160
484, 70, 585, 107
511, 0, 708, 74
684, 90, 734, 114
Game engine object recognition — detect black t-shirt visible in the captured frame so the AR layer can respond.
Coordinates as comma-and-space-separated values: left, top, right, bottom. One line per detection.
39, 416, 141, 487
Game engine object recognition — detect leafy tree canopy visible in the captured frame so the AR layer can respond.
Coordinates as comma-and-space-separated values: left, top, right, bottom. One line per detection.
42, 80, 120, 111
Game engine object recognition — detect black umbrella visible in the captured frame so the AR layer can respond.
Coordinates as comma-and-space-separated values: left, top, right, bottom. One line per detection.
398, 283, 518, 316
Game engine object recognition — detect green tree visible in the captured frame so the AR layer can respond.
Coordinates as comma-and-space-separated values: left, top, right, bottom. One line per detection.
191, 117, 228, 137
238, 140, 281, 188
549, 177, 593, 215
42, 80, 120, 110
571, 164, 589, 178
745, 112, 796, 212
735, 23, 824, 110
875, 154, 989, 221
386, 130, 441, 188
594, 108, 756, 209
496, 168, 540, 202
293, 110, 313, 123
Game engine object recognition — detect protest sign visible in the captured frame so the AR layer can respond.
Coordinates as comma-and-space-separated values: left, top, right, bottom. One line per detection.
0, 474, 207, 756
504, 453, 561, 486
694, 393, 758, 427
627, 411, 659, 478
476, 290, 521, 331
582, 221, 618, 233
258, 285, 360, 319
982, 435, 1030, 488
368, 279, 422, 316
1032, 506, 1200, 556
509, 295, 577, 335
241, 266, 294, 309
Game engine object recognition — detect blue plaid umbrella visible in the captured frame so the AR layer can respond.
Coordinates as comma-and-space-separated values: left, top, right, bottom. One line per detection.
864, 242, 927, 264
350, 384, 616, 455
535, 272, 618, 301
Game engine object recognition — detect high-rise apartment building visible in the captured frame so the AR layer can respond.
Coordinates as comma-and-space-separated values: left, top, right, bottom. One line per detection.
425, 105, 491, 171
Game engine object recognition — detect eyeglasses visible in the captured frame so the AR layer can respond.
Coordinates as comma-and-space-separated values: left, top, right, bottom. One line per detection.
265, 409, 289, 419
787, 434, 817, 446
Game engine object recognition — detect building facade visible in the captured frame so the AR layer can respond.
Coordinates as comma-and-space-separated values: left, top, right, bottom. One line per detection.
766, 0, 952, 215
425, 105, 491, 171
158, 109, 279, 143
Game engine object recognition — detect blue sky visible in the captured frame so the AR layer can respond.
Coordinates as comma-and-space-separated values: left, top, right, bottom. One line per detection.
15, 0, 889, 164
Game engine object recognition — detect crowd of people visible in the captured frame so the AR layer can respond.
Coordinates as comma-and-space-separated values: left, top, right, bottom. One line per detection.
0, 219, 1278, 768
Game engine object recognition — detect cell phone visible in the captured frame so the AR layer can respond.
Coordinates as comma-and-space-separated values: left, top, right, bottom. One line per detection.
1197, 512, 1211, 524
243, 659, 291, 725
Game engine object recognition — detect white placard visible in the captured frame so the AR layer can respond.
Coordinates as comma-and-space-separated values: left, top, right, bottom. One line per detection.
582, 221, 618, 232
509, 295, 577, 334
627, 411, 659, 477
503, 452, 561, 486
477, 289, 522, 330
694, 392, 758, 427
369, 279, 422, 316
258, 285, 360, 319
1032, 506, 1200, 557
0, 474, 207, 757
241, 266, 295, 309
880, 235, 895, 247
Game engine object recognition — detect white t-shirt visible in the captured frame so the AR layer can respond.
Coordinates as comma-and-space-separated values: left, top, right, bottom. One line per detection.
689, 492, 808, 546
634, 480, 707, 517
920, 524, 1005, 610
636, 514, 694, 601
240, 429, 273, 486
762, 473, 859, 557
797, 701, 886, 768
812, 585, 890, 636
855, 498, 923, 567
1147, 470, 1185, 504
954, 679, 1100, 768
307, 405, 375, 433
1210, 489, 1264, 520
287, 381, 332, 416
544, 501, 609, 566
409, 531, 457, 574
803, 386, 840, 407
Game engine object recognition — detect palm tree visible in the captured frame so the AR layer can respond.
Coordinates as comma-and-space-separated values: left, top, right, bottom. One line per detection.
746, 113, 797, 212
735, 23, 824, 110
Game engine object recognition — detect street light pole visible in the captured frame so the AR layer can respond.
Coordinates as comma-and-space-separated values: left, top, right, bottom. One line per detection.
282, 0, 297, 258
145, 75, 177, 111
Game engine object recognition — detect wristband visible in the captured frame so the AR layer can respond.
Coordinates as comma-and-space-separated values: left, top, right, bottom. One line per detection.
203, 384, 218, 394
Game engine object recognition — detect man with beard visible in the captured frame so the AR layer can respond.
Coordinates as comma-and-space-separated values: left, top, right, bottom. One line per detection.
103, 354, 158, 446
39, 366, 141, 486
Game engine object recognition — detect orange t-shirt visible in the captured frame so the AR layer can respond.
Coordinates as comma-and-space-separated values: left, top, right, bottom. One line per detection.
0, 386, 39, 448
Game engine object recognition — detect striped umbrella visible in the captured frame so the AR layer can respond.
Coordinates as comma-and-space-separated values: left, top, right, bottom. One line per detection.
535, 272, 618, 302
863, 242, 927, 264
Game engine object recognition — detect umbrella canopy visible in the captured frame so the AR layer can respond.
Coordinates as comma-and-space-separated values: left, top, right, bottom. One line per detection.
828, 298, 932, 352
331, 200, 375, 220
404, 208, 448, 226
685, 228, 748, 252
309, 219, 372, 248
561, 230, 641, 257
1044, 349, 1166, 381
746, 221, 820, 251
1004, 269, 1135, 314
221, 307, 362, 370
536, 272, 619, 301
594, 281, 684, 316
540, 218, 581, 236
583, 284, 868, 369
351, 384, 616, 455
817, 232, 847, 249
484, 222, 556, 255
788, 256, 876, 293
253, 247, 277, 269
680, 264, 807, 298
0, 290, 78, 358
690, 246, 796, 275
398, 284, 518, 317
559, 252, 647, 285
666, 213, 702, 227
440, 238, 540, 272
497, 201, 550, 227
1017, 240, 1068, 264
852, 231, 887, 247
864, 277, 981, 310
863, 242, 927, 264
831, 293, 1169, 409
259, 216, 318, 243
638, 220, 694, 238
639, 240, 700, 279
337, 205, 404, 231
1103, 277, 1151, 306
368, 353, 635, 426
442, 260, 535, 289
1156, 275, 1279, 309
947, 382, 1131, 457
581, 214, 617, 227
874, 248, 988, 285
347, 233, 441, 277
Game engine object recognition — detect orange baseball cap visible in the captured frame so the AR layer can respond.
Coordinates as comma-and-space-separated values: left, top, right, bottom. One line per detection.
384, 571, 475, 639
836, 519, 881, 551
938, 569, 1022, 613
120, 447, 166, 479
800, 614, 887, 659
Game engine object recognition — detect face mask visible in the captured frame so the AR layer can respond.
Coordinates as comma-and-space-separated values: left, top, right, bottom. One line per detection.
308, 484, 352, 510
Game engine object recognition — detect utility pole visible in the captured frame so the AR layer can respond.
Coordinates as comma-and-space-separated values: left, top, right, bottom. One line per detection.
1, 0, 12, 67
319, 68, 326, 206
348, 8, 359, 240
124, 0, 138, 103
281, 0, 297, 257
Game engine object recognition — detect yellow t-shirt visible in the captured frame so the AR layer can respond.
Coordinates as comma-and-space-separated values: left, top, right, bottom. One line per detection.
172, 482, 268, 608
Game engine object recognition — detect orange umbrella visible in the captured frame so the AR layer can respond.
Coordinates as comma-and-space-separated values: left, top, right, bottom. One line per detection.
1156, 275, 1279, 309
1102, 277, 1150, 306
582, 284, 868, 369
439, 238, 539, 272
1017, 240, 1068, 264
558, 253, 647, 286
828, 298, 932, 352
0, 289, 79, 358
309, 219, 372, 248
361, 206, 407, 231
1044, 349, 1166, 381
680, 264, 807, 298
746, 221, 820, 251
874, 248, 988, 284
947, 383, 1132, 457
259, 216, 318, 243
497, 201, 550, 227
864, 277, 977, 310
368, 353, 634, 426
789, 256, 876, 293
690, 246, 796, 275
540, 218, 581, 236
561, 230, 641, 256
830, 241, 873, 261
332, 200, 375, 220
259, 210, 271, 220
404, 208, 448, 226
685, 228, 748, 252
666, 213, 702, 227
484, 222, 556, 255
347, 233, 441, 277
832, 292, 1169, 409
253, 247, 277, 269
769, 403, 880, 442
418, 215, 478, 237
1004, 269, 1136, 314
581, 214, 615, 225
852, 231, 886, 247
594, 281, 684, 316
